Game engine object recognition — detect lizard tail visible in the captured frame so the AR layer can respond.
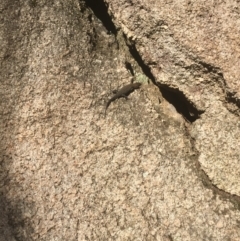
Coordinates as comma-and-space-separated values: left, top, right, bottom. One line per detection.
105, 100, 111, 117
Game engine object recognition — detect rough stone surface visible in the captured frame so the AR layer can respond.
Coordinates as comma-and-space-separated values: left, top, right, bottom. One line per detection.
106, 0, 240, 195
0, 0, 240, 240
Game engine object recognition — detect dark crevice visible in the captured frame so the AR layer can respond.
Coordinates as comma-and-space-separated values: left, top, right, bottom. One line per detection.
125, 61, 135, 76
84, 0, 117, 35
125, 39, 203, 122
226, 91, 240, 113
227, 91, 240, 106
127, 43, 155, 81
157, 84, 204, 122
198, 61, 224, 77
188, 138, 240, 210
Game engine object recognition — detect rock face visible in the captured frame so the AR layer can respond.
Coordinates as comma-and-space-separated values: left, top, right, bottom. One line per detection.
0, 0, 240, 240
106, 0, 240, 196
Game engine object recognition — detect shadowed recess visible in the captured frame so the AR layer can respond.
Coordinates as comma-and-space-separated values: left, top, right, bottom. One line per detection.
84, 0, 117, 34
157, 84, 204, 122
226, 91, 240, 111
125, 41, 203, 122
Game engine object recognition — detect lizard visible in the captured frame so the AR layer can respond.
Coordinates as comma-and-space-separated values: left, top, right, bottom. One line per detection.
105, 82, 142, 115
